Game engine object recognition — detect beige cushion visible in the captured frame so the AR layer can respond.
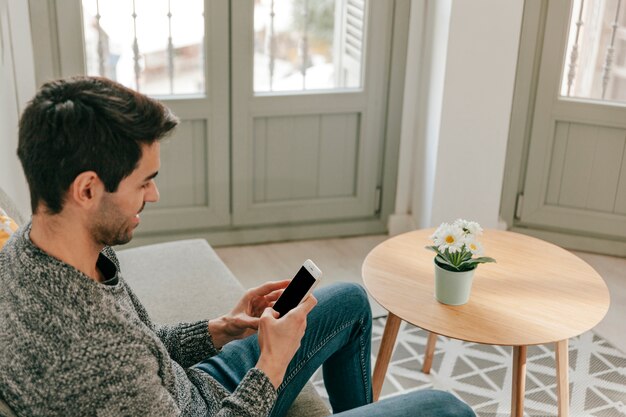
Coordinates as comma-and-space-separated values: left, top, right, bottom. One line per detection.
118, 239, 245, 323
285, 383, 330, 417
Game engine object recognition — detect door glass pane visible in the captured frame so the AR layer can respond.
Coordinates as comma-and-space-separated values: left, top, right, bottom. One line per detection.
81, 0, 205, 96
561, 0, 626, 103
254, 0, 366, 94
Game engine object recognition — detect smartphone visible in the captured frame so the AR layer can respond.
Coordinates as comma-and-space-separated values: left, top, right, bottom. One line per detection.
272, 259, 322, 317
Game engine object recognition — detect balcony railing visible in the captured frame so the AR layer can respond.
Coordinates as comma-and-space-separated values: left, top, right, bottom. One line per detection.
561, 0, 626, 104
82, 0, 205, 96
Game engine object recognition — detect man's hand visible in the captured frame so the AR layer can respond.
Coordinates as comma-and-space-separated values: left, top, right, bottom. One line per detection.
208, 280, 291, 349
256, 294, 318, 389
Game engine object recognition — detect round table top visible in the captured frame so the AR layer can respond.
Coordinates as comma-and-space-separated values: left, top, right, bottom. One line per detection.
362, 229, 611, 346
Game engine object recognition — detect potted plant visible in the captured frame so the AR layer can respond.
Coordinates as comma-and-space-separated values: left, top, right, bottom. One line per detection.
426, 219, 496, 305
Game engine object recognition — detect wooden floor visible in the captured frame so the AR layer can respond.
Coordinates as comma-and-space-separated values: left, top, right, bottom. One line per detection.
215, 234, 389, 317
215, 235, 626, 353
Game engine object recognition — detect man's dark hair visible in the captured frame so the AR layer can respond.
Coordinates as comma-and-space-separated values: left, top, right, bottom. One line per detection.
17, 76, 178, 214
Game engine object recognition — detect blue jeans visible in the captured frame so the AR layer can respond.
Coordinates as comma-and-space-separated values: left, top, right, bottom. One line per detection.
195, 283, 475, 417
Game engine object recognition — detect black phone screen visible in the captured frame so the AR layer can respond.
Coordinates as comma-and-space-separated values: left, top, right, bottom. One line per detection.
273, 266, 316, 317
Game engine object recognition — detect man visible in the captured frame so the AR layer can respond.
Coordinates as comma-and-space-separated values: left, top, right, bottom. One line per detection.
0, 76, 475, 417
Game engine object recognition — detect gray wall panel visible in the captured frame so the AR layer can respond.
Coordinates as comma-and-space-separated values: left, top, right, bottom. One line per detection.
192, 120, 209, 206
253, 117, 267, 203
558, 124, 597, 210
319, 113, 359, 198
157, 119, 208, 209
615, 143, 626, 215
586, 126, 625, 213
545, 121, 569, 206
554, 123, 625, 213
263, 116, 319, 202
253, 113, 359, 203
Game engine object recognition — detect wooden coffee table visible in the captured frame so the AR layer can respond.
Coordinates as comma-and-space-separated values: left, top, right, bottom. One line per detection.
362, 229, 610, 417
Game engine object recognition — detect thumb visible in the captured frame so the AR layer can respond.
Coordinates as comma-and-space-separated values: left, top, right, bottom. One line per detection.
294, 294, 317, 315
263, 307, 280, 319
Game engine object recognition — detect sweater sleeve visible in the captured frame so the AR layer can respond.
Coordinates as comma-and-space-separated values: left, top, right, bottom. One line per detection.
155, 320, 221, 367
74, 331, 277, 417
221, 368, 278, 416
119, 279, 222, 366
186, 366, 278, 417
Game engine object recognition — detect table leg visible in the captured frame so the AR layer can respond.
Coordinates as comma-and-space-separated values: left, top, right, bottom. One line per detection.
511, 345, 527, 417
556, 339, 569, 417
422, 332, 437, 374
372, 312, 402, 402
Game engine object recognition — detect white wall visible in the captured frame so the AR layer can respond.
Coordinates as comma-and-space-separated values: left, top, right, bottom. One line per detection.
390, 0, 452, 234
0, 0, 35, 216
391, 0, 524, 233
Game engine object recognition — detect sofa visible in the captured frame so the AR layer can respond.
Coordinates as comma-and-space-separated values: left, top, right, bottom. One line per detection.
0, 186, 329, 417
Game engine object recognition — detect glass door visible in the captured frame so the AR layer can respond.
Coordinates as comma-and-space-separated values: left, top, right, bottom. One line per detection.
47, 0, 397, 237
520, 0, 626, 240
231, 0, 394, 226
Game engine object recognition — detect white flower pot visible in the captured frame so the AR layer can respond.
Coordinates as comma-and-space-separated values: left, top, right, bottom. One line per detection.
434, 261, 476, 305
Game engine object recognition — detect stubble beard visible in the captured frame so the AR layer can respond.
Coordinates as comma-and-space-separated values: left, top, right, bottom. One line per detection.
91, 198, 135, 247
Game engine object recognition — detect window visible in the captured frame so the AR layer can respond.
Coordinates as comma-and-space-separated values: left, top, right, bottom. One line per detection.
81, 0, 205, 96
253, 0, 366, 94
561, 0, 626, 103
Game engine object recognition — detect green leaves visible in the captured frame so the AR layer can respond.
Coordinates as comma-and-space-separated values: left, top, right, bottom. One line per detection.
435, 255, 458, 270
426, 246, 496, 272
469, 256, 496, 264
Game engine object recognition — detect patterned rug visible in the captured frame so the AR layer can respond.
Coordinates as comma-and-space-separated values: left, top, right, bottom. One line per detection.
311, 317, 626, 417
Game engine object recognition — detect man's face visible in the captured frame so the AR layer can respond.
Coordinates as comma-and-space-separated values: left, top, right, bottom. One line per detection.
90, 142, 161, 246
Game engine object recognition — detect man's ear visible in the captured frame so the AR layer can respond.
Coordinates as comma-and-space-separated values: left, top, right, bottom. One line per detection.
69, 171, 104, 209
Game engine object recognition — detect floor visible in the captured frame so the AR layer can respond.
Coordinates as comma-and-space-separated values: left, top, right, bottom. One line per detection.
215, 234, 389, 318
215, 234, 626, 353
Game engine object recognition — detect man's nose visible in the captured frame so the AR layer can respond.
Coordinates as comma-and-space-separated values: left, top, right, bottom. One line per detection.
146, 182, 160, 203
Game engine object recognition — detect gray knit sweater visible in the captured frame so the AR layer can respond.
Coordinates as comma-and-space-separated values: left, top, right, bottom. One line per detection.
0, 224, 277, 417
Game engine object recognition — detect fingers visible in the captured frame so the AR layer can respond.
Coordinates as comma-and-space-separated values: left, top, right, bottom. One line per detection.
262, 306, 280, 320
236, 316, 260, 330
265, 289, 284, 303
251, 280, 291, 296
287, 294, 318, 317
265, 289, 284, 309
301, 294, 318, 313
249, 289, 284, 316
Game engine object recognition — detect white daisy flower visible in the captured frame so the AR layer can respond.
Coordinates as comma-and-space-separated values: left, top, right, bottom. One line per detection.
432, 223, 464, 253
464, 237, 483, 256
454, 219, 483, 236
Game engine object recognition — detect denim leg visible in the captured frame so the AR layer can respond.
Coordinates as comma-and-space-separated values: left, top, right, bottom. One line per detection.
332, 390, 476, 417
194, 282, 373, 417
194, 332, 261, 393
272, 282, 373, 416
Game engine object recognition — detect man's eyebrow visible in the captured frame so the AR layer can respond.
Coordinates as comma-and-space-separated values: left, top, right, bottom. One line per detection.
144, 171, 159, 182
